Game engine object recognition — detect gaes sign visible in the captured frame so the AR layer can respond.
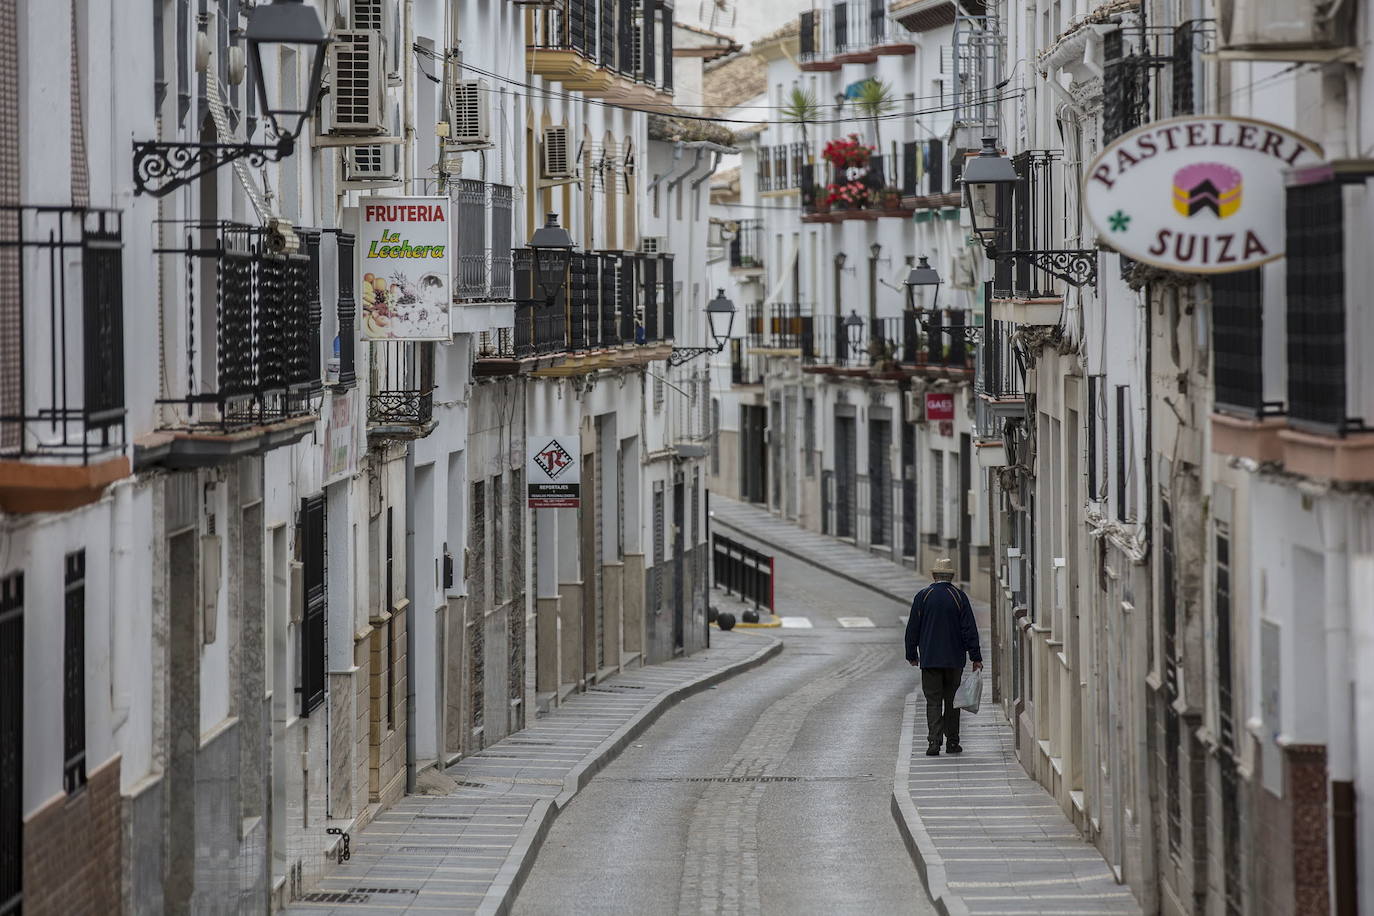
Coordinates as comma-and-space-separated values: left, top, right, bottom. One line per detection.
527, 436, 581, 508
357, 197, 452, 340
1084, 116, 1322, 274
925, 392, 955, 422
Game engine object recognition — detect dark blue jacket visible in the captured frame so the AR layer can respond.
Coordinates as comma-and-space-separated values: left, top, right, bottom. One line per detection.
905, 581, 981, 669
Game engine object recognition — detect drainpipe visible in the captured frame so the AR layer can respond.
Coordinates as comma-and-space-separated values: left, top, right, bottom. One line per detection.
667, 147, 705, 194
646, 141, 686, 194
689, 151, 724, 221
404, 445, 417, 793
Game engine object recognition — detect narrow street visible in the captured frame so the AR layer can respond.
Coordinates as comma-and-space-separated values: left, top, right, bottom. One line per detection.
514, 534, 934, 915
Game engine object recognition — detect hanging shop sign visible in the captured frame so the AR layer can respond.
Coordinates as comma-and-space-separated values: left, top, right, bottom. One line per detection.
323, 389, 358, 484
357, 197, 452, 340
925, 392, 955, 422
527, 435, 581, 508
1083, 116, 1322, 274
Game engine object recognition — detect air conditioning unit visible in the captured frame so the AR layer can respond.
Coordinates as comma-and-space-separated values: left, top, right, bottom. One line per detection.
542, 125, 575, 180
448, 78, 491, 145
345, 143, 400, 183
640, 236, 667, 254
329, 30, 386, 134
1219, 0, 1355, 51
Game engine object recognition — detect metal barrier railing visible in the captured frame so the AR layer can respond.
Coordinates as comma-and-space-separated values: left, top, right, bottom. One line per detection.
712, 534, 774, 612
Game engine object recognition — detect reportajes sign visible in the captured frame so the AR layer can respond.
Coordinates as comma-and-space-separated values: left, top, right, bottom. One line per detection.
1084, 116, 1322, 274
527, 436, 581, 508
357, 197, 452, 340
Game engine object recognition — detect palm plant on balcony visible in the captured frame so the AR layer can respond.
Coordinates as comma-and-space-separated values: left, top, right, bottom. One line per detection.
853, 77, 896, 153
781, 86, 821, 160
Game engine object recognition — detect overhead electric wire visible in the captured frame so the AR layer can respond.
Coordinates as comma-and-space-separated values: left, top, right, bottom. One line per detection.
415, 44, 1026, 128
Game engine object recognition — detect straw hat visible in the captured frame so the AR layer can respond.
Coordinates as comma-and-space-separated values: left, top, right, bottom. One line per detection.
930, 557, 955, 577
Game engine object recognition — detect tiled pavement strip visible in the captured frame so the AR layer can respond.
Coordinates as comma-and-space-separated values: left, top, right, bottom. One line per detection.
712, 496, 1141, 916
285, 632, 780, 916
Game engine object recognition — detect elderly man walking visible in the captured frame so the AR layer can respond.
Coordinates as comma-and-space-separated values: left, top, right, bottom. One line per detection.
905, 558, 982, 756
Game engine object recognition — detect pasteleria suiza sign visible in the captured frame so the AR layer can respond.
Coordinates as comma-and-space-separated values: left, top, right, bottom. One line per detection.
357, 197, 452, 340
1083, 116, 1322, 274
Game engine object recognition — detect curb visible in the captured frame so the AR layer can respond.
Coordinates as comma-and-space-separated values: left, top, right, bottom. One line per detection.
890, 689, 970, 916
711, 514, 916, 607
709, 613, 782, 629
475, 633, 784, 916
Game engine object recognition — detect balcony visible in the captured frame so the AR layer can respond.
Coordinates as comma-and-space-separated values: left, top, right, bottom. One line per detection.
1210, 267, 1286, 464
474, 250, 675, 378
141, 221, 319, 470
367, 341, 435, 439
804, 313, 974, 380
801, 153, 913, 224
756, 144, 806, 195
899, 138, 961, 211
729, 219, 764, 275
745, 303, 813, 355
1276, 165, 1374, 481
976, 317, 1026, 408
0, 206, 128, 513
526, 0, 672, 104
798, 3, 913, 70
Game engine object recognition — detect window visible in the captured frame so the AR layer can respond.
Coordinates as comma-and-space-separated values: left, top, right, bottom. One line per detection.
1, 572, 23, 915
711, 399, 721, 475
804, 396, 816, 476
493, 475, 505, 603
1215, 520, 1235, 751
1115, 386, 1130, 521
336, 233, 358, 387
932, 450, 945, 538
63, 551, 87, 793
1212, 269, 1266, 416
1087, 374, 1107, 500
652, 483, 665, 609
299, 495, 327, 716
652, 175, 660, 217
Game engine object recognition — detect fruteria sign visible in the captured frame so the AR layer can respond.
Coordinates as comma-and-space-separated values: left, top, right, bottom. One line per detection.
357, 197, 452, 340
1084, 116, 1322, 274
925, 392, 955, 422
527, 436, 581, 508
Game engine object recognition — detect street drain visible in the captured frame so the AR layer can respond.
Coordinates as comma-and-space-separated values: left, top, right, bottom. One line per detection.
506, 740, 555, 746
300, 892, 367, 904
351, 887, 418, 896
455, 780, 488, 788
618, 774, 874, 783
415, 813, 470, 821
397, 846, 450, 855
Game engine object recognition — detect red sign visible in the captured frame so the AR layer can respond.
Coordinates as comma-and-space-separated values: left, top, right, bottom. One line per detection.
925, 392, 955, 421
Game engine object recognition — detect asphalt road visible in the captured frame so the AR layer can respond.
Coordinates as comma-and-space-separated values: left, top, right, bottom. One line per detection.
512, 540, 937, 916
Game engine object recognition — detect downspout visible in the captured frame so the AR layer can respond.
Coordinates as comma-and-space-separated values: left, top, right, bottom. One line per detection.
404, 446, 417, 793
690, 150, 724, 222
646, 140, 686, 194
403, 0, 415, 188
667, 147, 705, 194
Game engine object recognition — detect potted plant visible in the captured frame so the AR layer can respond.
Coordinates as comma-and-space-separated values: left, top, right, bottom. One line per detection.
813, 185, 831, 213
880, 188, 903, 211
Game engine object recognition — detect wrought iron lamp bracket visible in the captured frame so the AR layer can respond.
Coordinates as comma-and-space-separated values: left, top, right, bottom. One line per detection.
987, 246, 1098, 289
669, 344, 725, 367
133, 135, 295, 198
923, 323, 983, 344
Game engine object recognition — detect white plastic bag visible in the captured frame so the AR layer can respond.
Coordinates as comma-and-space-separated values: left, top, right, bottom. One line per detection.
954, 667, 983, 714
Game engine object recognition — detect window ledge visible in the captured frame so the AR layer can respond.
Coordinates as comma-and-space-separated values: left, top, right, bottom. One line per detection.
1211, 412, 1286, 464
1278, 427, 1374, 482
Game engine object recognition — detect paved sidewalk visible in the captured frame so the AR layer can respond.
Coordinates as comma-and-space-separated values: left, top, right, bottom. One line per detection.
711, 500, 1137, 915
285, 631, 780, 915
893, 688, 1142, 916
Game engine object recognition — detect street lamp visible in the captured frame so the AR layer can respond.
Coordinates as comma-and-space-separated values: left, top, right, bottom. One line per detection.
670, 289, 738, 366
961, 137, 1018, 249
904, 255, 942, 312
133, 0, 328, 197
844, 309, 864, 354
247, 0, 330, 145
834, 251, 848, 270
527, 212, 576, 307
869, 242, 882, 260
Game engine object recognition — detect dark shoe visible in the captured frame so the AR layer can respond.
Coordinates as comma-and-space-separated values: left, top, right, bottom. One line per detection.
925, 744, 941, 757
945, 742, 963, 754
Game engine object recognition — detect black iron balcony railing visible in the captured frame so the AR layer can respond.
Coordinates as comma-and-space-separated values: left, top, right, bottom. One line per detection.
805, 155, 909, 218
900, 139, 947, 199
491, 185, 514, 299
729, 338, 765, 386
0, 205, 125, 462
527, 0, 665, 86
1286, 175, 1365, 435
155, 221, 318, 432
757, 144, 807, 192
806, 313, 973, 370
798, 1, 894, 65
744, 303, 813, 351
368, 340, 434, 427
514, 302, 568, 358
1211, 268, 1280, 418
991, 150, 1096, 297
977, 318, 1027, 401
729, 219, 764, 270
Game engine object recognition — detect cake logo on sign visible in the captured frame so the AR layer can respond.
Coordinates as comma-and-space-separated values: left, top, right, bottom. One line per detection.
1172, 163, 1242, 219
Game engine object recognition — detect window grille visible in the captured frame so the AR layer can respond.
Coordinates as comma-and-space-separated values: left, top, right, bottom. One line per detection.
457, 179, 487, 299
493, 475, 505, 604
299, 495, 327, 716
336, 233, 357, 387
1212, 269, 1267, 417
1115, 386, 1129, 521
490, 185, 513, 299
385, 506, 395, 729
1215, 522, 1235, 752
1286, 178, 1350, 434
62, 551, 87, 794
641, 0, 657, 86
652, 484, 665, 610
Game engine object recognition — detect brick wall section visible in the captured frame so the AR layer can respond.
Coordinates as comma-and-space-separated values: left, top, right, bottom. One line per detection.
22, 756, 122, 916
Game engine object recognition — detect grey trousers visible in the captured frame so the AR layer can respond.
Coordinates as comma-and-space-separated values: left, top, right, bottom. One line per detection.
921, 666, 963, 746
